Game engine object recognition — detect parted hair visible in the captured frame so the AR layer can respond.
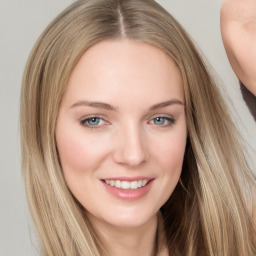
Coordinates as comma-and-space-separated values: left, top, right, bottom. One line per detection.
20, 0, 256, 255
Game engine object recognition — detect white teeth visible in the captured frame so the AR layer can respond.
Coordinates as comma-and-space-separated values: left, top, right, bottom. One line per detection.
130, 181, 137, 190
115, 180, 121, 188
137, 180, 142, 188
142, 180, 147, 186
122, 181, 130, 189
104, 179, 149, 190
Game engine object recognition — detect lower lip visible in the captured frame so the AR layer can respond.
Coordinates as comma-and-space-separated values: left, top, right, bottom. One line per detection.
101, 180, 154, 200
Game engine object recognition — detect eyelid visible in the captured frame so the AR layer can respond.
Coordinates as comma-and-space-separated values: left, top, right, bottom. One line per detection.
79, 114, 176, 129
148, 115, 176, 127
80, 115, 109, 128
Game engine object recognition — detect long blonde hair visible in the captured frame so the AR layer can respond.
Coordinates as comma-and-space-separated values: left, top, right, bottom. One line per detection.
20, 0, 255, 255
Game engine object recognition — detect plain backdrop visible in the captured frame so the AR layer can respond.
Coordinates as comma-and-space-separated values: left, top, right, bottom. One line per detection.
0, 0, 255, 255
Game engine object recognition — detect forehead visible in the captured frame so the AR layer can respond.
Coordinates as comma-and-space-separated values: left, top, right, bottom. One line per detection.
63, 39, 184, 107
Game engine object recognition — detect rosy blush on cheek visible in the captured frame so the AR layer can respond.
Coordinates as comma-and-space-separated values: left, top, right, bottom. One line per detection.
59, 142, 84, 172
154, 131, 186, 169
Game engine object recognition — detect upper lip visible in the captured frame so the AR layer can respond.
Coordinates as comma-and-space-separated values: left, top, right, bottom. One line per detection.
101, 176, 154, 181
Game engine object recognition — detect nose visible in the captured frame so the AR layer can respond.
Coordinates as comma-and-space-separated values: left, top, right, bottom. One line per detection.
113, 124, 149, 168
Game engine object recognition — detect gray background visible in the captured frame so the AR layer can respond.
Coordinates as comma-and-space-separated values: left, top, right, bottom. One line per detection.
0, 0, 255, 255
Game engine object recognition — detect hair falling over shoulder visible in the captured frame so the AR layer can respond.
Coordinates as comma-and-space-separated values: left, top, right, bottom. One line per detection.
20, 0, 256, 255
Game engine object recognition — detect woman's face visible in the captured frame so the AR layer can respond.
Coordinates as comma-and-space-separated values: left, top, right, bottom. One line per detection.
56, 39, 187, 228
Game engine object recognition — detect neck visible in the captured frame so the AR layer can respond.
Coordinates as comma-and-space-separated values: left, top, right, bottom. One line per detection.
88, 213, 158, 256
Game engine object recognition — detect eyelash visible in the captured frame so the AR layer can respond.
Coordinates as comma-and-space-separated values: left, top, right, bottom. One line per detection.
80, 116, 107, 129
149, 116, 176, 127
80, 116, 176, 129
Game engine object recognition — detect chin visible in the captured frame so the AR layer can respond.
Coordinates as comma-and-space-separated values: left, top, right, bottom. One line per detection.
98, 206, 158, 229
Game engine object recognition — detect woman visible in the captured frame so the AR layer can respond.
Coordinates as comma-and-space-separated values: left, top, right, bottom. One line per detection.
20, 0, 256, 255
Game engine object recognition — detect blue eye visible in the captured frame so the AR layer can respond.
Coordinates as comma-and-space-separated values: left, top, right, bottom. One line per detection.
150, 116, 175, 126
80, 117, 105, 128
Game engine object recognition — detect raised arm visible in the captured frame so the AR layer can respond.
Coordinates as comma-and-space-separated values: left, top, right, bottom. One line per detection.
221, 0, 256, 96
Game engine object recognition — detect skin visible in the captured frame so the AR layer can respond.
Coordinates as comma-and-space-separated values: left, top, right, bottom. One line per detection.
221, 0, 256, 234
56, 39, 187, 256
221, 0, 256, 95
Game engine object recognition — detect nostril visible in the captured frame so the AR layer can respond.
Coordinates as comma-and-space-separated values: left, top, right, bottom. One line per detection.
113, 142, 148, 167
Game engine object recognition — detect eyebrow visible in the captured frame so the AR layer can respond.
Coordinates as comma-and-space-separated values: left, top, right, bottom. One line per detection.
70, 99, 184, 111
149, 99, 184, 110
71, 101, 116, 111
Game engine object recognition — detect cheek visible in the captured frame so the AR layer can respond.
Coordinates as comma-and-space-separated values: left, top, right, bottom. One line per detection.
56, 126, 107, 175
149, 127, 187, 209
58, 137, 85, 172
155, 128, 187, 171
55, 127, 110, 202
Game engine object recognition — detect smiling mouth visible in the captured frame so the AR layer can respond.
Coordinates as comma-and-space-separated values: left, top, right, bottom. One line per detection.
103, 179, 150, 190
